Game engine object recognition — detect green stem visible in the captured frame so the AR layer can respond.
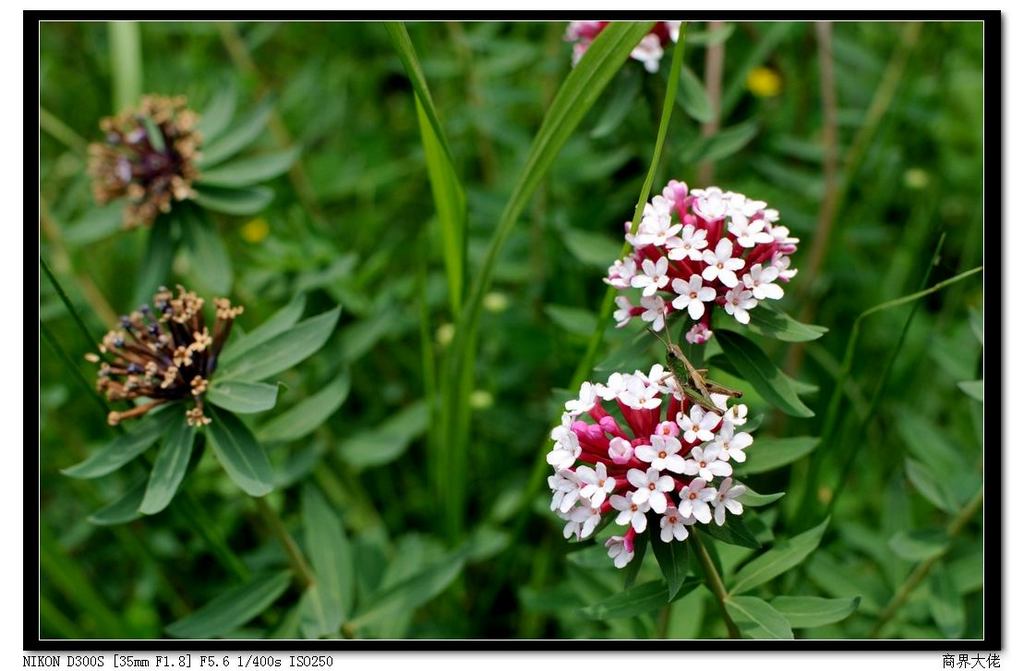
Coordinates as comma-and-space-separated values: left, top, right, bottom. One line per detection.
40, 322, 113, 419
41, 258, 102, 347
255, 497, 316, 589
822, 234, 945, 519
40, 107, 88, 152
869, 489, 982, 637
794, 265, 983, 528
691, 529, 740, 639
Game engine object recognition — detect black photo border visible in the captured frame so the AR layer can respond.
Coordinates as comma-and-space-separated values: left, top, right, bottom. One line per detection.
25, 8, 1002, 652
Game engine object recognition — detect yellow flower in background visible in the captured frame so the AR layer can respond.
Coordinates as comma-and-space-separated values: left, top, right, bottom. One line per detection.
746, 66, 782, 98
240, 217, 270, 243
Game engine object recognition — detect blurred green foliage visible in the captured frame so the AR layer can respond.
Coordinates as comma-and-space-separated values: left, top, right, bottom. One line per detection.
39, 20, 984, 639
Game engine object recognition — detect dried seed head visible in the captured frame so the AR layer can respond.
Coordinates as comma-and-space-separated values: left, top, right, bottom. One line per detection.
88, 94, 202, 229
87, 285, 243, 427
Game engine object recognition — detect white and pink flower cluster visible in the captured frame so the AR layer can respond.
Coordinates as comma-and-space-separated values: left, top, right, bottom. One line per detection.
565, 21, 682, 73
547, 365, 753, 569
606, 181, 799, 344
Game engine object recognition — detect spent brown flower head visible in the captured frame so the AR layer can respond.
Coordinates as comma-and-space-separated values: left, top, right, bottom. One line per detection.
88, 94, 202, 229
87, 285, 243, 427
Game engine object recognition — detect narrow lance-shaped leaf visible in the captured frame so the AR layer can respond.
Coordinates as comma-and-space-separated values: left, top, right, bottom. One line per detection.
133, 217, 176, 308
745, 304, 828, 342
725, 595, 794, 639
165, 571, 291, 638
193, 185, 274, 216
581, 578, 701, 621
257, 372, 351, 443
196, 86, 237, 142
348, 554, 466, 630
87, 478, 147, 526
219, 293, 307, 365
735, 436, 819, 475
716, 330, 815, 418
139, 415, 196, 515
217, 306, 341, 383
204, 407, 275, 497
770, 596, 860, 629
207, 380, 279, 414
62, 407, 176, 479
300, 484, 354, 635
728, 517, 830, 595
650, 529, 691, 600
196, 147, 300, 188
197, 99, 274, 168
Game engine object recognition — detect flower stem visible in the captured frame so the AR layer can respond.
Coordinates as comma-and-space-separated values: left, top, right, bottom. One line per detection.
869, 489, 982, 637
691, 528, 740, 639
254, 496, 316, 589
41, 257, 102, 348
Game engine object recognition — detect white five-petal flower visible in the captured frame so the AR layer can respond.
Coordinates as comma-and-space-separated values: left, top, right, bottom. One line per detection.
712, 477, 746, 526
713, 423, 752, 463
605, 535, 634, 569
565, 381, 598, 415
682, 445, 733, 482
742, 263, 784, 300
640, 294, 669, 332
677, 405, 721, 444
677, 479, 714, 523
665, 224, 708, 261
723, 286, 757, 324
627, 467, 675, 513
635, 435, 686, 473
671, 274, 717, 320
613, 296, 634, 328
577, 462, 617, 507
701, 238, 745, 288
631, 257, 671, 296
659, 506, 693, 542
728, 214, 774, 248
610, 491, 651, 533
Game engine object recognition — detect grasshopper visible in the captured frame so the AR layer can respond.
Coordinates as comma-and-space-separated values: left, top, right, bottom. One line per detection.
652, 329, 743, 412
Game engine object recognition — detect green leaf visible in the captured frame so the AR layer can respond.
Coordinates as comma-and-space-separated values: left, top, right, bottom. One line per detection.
905, 459, 958, 514
651, 531, 691, 600
339, 401, 429, 469
205, 407, 275, 497
928, 564, 965, 638
193, 185, 274, 216
87, 478, 146, 526
301, 485, 353, 633
180, 207, 232, 295
725, 595, 794, 639
139, 416, 196, 515
217, 306, 340, 383
590, 69, 641, 138
560, 227, 623, 269
257, 372, 351, 443
678, 65, 713, 123
544, 304, 598, 337
219, 293, 307, 365
133, 218, 176, 308
348, 554, 465, 630
735, 436, 819, 475
702, 514, 761, 549
197, 147, 300, 188
198, 100, 274, 168
416, 97, 466, 318
738, 487, 785, 507
745, 305, 828, 342
770, 596, 860, 628
889, 529, 947, 562
958, 380, 983, 402
62, 407, 176, 479
680, 120, 758, 164
207, 380, 279, 414
716, 330, 814, 417
581, 578, 700, 620
298, 585, 337, 639
196, 87, 237, 143
729, 518, 829, 595
63, 203, 123, 245
166, 571, 291, 638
